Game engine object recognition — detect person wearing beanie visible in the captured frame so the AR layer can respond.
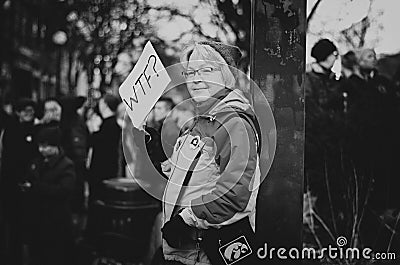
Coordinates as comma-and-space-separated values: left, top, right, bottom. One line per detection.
310, 39, 338, 63
305, 38, 342, 120
159, 41, 261, 265
305, 39, 346, 240
19, 125, 75, 265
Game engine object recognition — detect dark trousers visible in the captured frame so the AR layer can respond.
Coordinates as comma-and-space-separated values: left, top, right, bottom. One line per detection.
2, 203, 24, 265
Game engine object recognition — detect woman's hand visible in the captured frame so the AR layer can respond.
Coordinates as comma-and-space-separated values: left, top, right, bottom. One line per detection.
161, 214, 192, 248
161, 160, 172, 178
87, 113, 102, 133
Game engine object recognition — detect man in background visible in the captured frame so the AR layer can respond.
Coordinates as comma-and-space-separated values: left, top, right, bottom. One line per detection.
88, 94, 121, 199
148, 97, 179, 158
305, 39, 346, 239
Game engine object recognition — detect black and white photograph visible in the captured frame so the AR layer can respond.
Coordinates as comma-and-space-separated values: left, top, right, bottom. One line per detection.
0, 0, 398, 265
304, 0, 400, 264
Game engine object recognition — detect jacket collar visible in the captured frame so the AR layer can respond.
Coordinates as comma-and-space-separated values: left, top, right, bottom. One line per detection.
194, 88, 252, 122
309, 62, 336, 79
193, 88, 231, 116
209, 88, 251, 115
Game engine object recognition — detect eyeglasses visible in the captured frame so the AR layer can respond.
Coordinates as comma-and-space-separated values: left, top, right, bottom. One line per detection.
182, 66, 220, 79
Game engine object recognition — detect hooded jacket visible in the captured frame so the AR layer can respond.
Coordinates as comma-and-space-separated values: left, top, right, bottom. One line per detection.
162, 88, 260, 265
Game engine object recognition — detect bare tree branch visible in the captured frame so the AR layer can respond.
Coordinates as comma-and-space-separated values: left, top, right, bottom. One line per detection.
306, 0, 323, 26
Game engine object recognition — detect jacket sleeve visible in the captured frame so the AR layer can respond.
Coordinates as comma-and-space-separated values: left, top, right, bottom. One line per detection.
32, 161, 76, 200
180, 116, 258, 228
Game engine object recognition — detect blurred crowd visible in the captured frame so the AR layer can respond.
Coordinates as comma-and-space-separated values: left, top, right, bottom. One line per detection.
0, 91, 194, 265
305, 39, 400, 250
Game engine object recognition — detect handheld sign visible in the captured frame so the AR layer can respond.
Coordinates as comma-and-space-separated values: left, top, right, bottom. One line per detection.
119, 41, 171, 128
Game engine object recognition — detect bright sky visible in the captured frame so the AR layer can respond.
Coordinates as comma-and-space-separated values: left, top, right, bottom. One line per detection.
148, 0, 236, 49
147, 0, 400, 67
147, 0, 233, 47
307, 0, 400, 60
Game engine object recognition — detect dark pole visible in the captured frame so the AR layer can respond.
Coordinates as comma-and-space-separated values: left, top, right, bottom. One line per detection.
249, 0, 256, 106
251, 1, 306, 262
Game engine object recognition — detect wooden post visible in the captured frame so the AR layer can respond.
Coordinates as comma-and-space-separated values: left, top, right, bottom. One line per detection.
250, 0, 305, 261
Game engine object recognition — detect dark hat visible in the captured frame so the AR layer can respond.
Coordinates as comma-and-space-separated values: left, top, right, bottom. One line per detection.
311, 39, 338, 62
14, 98, 35, 112
102, 94, 121, 112
198, 41, 242, 68
36, 126, 62, 146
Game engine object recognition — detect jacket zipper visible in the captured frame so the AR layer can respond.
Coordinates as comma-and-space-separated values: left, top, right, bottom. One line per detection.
196, 241, 200, 262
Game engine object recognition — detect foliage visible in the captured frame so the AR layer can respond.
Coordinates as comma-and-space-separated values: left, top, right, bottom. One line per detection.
57, 0, 250, 89
307, 0, 384, 51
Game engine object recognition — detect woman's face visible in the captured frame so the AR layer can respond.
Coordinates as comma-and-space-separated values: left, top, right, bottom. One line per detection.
17, 106, 35, 123
185, 58, 226, 103
43, 101, 62, 123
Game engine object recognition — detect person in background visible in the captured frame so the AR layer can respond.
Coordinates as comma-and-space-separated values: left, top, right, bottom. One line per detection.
305, 38, 343, 162
87, 94, 121, 199
0, 96, 12, 141
20, 126, 75, 265
148, 97, 180, 158
354, 49, 399, 209
0, 98, 39, 265
40, 98, 62, 126
0, 96, 13, 261
2, 98, 13, 116
341, 51, 359, 79
60, 96, 89, 214
305, 38, 343, 122
305, 39, 347, 239
150, 97, 175, 132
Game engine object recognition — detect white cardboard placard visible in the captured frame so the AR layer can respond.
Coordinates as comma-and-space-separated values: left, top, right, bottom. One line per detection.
119, 41, 171, 128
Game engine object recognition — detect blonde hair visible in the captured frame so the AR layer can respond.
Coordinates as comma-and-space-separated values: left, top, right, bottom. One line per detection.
42, 100, 62, 123
180, 43, 237, 89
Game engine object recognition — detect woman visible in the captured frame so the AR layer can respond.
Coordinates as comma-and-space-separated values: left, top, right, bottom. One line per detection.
160, 41, 261, 265
20, 126, 75, 265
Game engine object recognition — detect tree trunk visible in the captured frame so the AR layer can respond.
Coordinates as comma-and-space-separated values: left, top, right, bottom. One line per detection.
250, 0, 305, 263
